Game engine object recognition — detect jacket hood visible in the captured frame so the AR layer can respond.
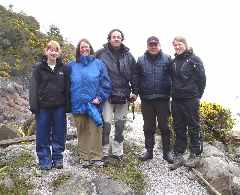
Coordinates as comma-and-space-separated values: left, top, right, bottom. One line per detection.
79, 55, 95, 65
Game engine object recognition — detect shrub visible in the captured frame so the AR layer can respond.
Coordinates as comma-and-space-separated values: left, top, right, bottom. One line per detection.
200, 101, 235, 143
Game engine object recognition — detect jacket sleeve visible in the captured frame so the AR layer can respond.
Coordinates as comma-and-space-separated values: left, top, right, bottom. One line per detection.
129, 54, 139, 95
64, 64, 71, 113
96, 60, 112, 103
29, 64, 39, 114
191, 56, 206, 98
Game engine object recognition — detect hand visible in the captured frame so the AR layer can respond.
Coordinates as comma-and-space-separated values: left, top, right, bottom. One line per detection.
129, 94, 137, 103
92, 97, 101, 105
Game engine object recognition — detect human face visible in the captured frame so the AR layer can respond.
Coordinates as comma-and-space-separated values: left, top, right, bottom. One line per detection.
109, 31, 122, 48
147, 43, 161, 55
46, 47, 60, 62
79, 41, 91, 56
173, 40, 187, 55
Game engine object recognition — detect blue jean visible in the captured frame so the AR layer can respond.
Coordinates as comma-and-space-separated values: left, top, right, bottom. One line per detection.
36, 106, 66, 168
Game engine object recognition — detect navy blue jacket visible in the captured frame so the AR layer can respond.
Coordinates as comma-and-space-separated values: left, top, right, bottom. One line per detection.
134, 51, 172, 100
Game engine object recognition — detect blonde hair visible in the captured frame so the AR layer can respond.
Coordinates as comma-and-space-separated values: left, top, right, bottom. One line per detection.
173, 36, 188, 49
46, 40, 61, 52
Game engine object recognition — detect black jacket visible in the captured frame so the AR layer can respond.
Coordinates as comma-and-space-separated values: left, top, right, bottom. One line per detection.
29, 56, 70, 113
96, 43, 137, 97
170, 49, 206, 99
135, 51, 172, 100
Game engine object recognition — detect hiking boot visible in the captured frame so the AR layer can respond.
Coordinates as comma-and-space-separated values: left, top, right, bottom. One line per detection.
169, 154, 185, 170
52, 161, 63, 169
184, 153, 201, 168
81, 160, 92, 168
163, 152, 174, 164
139, 150, 153, 161
90, 160, 104, 167
39, 164, 52, 171
111, 155, 123, 161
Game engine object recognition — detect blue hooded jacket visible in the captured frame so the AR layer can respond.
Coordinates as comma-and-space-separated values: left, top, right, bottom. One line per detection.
68, 55, 111, 126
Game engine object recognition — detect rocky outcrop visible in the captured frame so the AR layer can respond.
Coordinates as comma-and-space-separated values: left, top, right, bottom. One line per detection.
197, 143, 240, 195
0, 77, 31, 123
0, 77, 32, 139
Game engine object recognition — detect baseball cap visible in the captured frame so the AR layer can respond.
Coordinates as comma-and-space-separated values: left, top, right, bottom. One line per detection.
147, 36, 159, 45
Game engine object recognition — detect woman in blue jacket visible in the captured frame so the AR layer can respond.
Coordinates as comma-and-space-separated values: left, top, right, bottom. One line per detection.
68, 38, 111, 167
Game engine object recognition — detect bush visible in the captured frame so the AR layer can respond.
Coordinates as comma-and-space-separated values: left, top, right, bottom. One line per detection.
200, 101, 235, 143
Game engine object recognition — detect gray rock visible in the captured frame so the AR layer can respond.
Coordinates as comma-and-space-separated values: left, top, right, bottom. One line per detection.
199, 156, 237, 179
0, 125, 19, 141
232, 176, 240, 195
211, 140, 226, 153
202, 143, 225, 158
209, 175, 233, 195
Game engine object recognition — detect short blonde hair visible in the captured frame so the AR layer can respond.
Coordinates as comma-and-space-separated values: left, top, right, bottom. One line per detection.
46, 40, 61, 52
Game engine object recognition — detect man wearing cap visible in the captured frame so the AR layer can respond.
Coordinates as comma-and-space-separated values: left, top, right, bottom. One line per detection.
96, 29, 138, 162
134, 36, 173, 163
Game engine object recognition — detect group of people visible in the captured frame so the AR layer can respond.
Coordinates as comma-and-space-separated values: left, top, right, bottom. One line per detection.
29, 29, 206, 171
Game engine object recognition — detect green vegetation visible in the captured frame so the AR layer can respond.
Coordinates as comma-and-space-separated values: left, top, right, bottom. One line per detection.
200, 101, 235, 143
0, 150, 35, 195
0, 4, 75, 77
52, 174, 71, 189
94, 144, 146, 193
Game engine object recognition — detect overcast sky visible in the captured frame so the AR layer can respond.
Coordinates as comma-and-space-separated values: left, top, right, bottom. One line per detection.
1, 0, 239, 108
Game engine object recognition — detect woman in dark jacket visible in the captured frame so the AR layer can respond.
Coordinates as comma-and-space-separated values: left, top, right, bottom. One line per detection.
169, 36, 206, 170
29, 40, 69, 170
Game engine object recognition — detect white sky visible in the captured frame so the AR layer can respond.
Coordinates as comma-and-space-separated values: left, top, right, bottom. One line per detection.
1, 0, 240, 108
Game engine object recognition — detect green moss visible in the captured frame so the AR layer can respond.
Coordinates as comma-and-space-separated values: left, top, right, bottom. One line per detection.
94, 143, 146, 193
0, 150, 34, 194
52, 174, 71, 189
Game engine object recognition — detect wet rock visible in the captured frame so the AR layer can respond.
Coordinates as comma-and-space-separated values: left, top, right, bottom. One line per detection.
0, 125, 19, 141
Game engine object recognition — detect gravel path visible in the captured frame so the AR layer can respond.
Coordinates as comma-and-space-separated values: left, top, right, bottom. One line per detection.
125, 113, 209, 195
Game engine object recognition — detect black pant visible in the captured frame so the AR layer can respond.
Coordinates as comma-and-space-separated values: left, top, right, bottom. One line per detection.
172, 98, 203, 155
141, 98, 171, 155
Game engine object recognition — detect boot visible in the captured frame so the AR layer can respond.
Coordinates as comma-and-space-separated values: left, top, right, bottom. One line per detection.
184, 153, 201, 168
163, 152, 174, 164
139, 150, 153, 161
169, 153, 184, 170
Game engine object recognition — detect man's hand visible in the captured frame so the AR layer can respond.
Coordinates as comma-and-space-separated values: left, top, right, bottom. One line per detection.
129, 94, 137, 103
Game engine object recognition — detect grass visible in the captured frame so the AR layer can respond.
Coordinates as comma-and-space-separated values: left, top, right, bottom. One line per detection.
0, 150, 34, 195
52, 174, 71, 189
94, 143, 146, 193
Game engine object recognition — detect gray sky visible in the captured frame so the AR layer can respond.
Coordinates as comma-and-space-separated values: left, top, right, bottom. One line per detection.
1, 0, 239, 108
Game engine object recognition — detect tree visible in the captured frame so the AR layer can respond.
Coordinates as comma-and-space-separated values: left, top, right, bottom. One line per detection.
47, 25, 63, 44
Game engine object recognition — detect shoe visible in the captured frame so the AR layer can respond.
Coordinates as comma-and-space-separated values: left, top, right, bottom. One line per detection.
81, 160, 92, 168
90, 160, 104, 167
102, 156, 111, 164
169, 154, 185, 170
111, 155, 123, 161
163, 152, 174, 164
139, 150, 153, 161
39, 164, 52, 170
52, 161, 63, 169
184, 153, 201, 168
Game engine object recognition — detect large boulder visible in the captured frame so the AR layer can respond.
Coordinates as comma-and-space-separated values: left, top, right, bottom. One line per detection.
197, 143, 240, 195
